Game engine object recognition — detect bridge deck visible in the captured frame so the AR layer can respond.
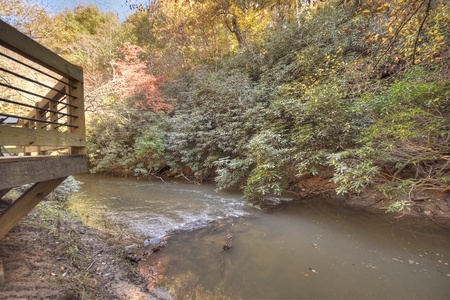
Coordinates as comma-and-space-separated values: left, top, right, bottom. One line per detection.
0, 155, 88, 190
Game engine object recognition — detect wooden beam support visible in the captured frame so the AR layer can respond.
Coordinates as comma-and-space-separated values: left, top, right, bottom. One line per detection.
0, 177, 66, 240
0, 126, 86, 148
0, 155, 87, 190
0, 189, 11, 200
0, 20, 83, 82
30, 81, 67, 115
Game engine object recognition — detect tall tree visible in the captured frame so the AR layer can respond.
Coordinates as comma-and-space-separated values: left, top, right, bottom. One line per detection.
125, 0, 160, 74
48, 6, 125, 112
0, 0, 54, 43
114, 42, 172, 113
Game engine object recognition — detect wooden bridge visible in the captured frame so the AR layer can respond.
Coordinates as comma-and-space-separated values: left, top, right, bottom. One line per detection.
0, 20, 88, 240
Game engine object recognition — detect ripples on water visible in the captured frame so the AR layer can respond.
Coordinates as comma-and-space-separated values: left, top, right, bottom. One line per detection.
69, 174, 252, 238
70, 174, 450, 299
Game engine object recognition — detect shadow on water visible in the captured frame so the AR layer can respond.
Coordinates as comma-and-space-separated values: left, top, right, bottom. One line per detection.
70, 174, 450, 299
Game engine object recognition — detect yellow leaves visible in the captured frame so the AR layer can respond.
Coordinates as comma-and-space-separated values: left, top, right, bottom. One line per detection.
362, 10, 371, 16
377, 3, 391, 12
369, 0, 448, 66
368, 33, 379, 42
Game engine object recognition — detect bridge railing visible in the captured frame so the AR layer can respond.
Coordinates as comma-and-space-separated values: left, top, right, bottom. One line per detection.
0, 20, 85, 156
0, 20, 88, 240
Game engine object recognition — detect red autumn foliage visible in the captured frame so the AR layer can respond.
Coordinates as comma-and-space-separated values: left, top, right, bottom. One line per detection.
115, 43, 172, 113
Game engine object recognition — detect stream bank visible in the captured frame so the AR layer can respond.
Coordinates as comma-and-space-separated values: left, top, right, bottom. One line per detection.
335, 189, 450, 229
0, 200, 155, 299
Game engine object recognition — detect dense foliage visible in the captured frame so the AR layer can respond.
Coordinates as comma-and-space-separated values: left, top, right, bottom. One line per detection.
2, 0, 449, 210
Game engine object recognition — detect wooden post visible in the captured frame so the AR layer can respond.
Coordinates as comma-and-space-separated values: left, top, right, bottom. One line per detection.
35, 102, 46, 155
49, 97, 58, 131
68, 78, 85, 155
0, 177, 66, 240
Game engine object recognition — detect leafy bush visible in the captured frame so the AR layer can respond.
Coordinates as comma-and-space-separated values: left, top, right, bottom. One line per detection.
50, 176, 83, 202
165, 68, 260, 180
242, 130, 294, 200
87, 101, 168, 176
327, 150, 380, 195
214, 157, 254, 190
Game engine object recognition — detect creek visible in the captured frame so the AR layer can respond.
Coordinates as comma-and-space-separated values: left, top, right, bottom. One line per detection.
69, 174, 450, 299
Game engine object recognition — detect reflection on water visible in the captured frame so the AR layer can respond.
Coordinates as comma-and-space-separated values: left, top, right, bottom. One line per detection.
70, 174, 450, 299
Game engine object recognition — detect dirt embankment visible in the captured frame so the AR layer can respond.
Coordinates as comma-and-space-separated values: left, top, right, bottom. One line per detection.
288, 176, 450, 229
0, 201, 156, 300
336, 190, 450, 229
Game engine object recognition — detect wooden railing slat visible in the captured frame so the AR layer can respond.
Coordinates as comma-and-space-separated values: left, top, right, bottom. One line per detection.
0, 126, 86, 147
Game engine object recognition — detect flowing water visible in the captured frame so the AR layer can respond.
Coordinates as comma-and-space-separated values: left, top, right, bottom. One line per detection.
69, 174, 450, 299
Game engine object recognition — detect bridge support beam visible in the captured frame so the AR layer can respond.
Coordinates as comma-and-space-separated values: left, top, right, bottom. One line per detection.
0, 177, 66, 240
0, 189, 11, 200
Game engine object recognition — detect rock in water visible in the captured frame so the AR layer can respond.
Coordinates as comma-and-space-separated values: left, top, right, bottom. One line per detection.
222, 241, 232, 251
144, 237, 161, 247
124, 243, 140, 253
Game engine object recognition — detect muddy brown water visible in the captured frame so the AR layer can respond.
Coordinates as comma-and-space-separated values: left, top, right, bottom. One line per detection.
70, 174, 450, 299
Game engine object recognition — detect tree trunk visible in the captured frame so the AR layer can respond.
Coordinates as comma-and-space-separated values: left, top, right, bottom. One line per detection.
231, 14, 245, 48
